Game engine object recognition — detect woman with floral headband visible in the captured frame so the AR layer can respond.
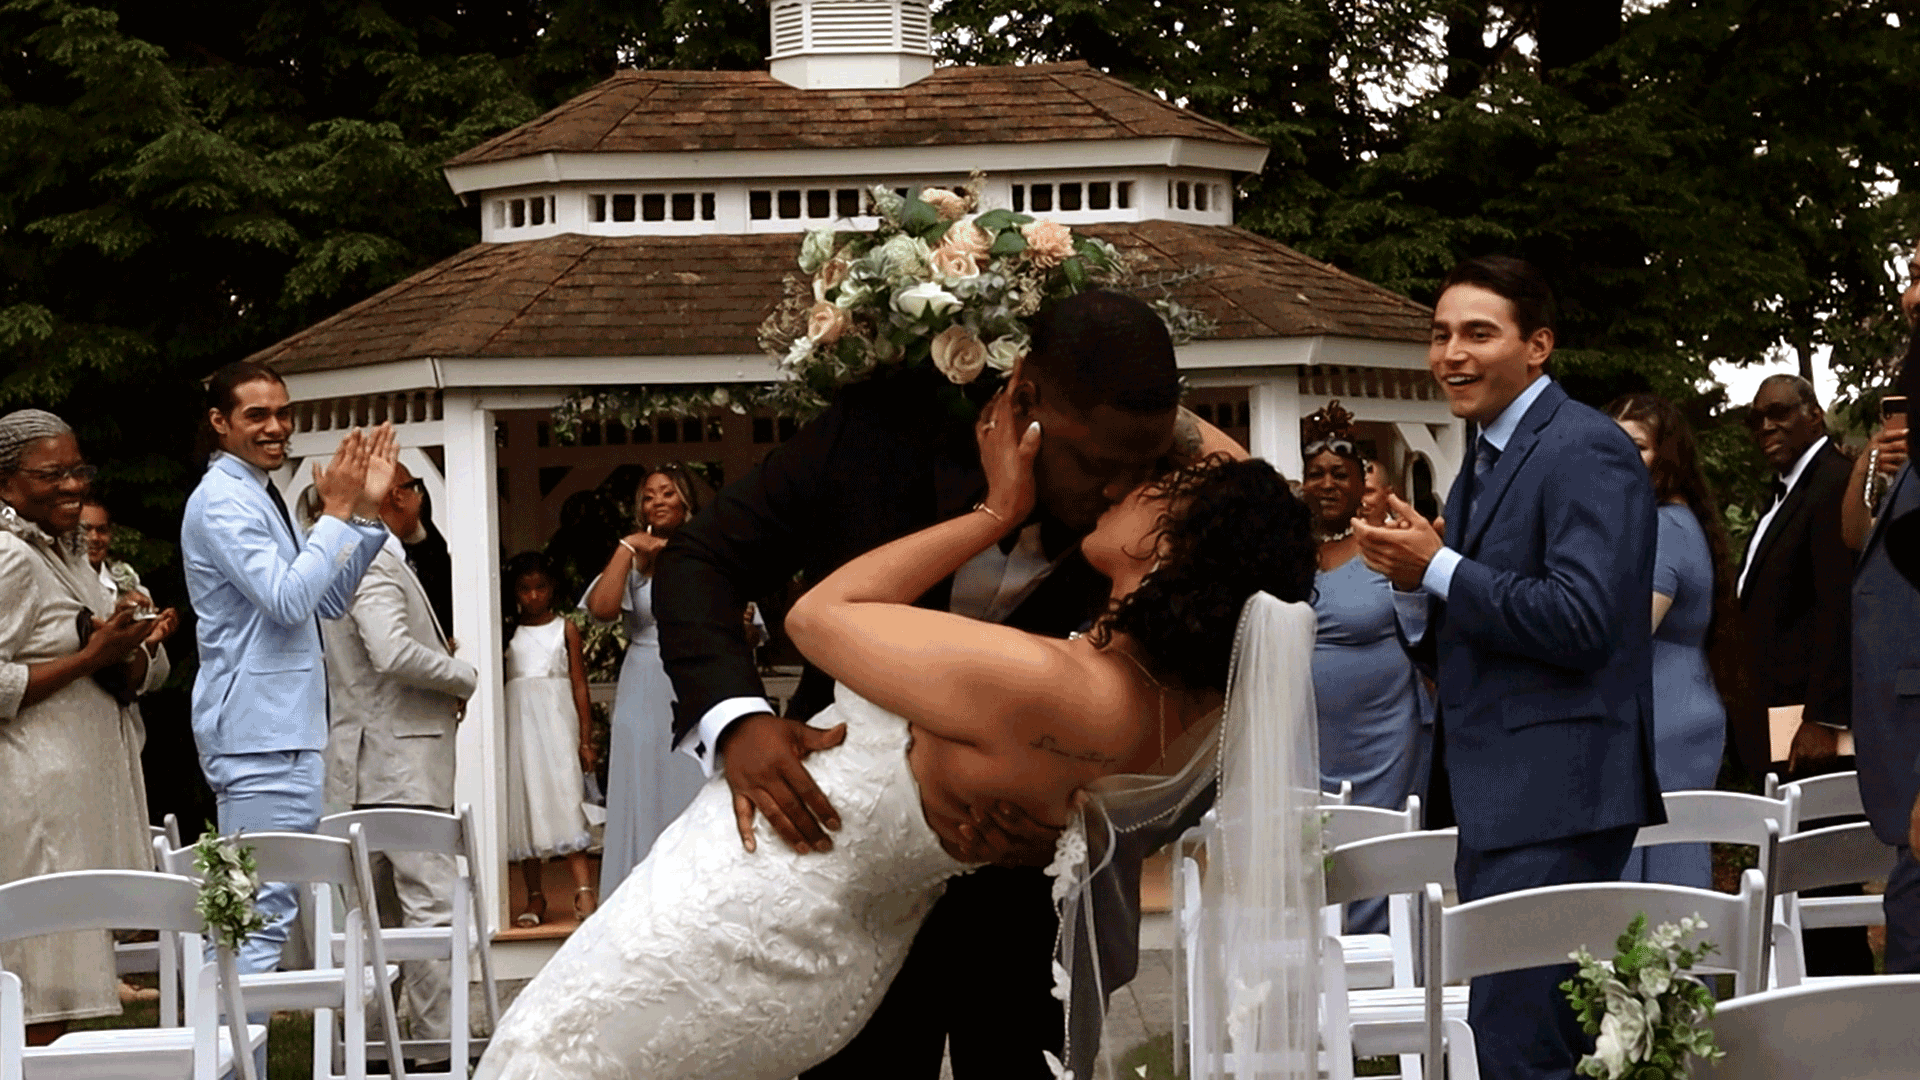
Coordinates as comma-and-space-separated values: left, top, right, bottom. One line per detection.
1301, 400, 1433, 933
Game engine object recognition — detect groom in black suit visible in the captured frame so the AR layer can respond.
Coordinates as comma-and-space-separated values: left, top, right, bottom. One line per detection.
654, 290, 1188, 1079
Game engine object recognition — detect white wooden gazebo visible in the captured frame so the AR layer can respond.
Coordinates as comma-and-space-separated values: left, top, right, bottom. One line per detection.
243, 0, 1460, 977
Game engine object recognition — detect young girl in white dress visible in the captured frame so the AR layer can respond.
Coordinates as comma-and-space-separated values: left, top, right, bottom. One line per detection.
503, 552, 600, 926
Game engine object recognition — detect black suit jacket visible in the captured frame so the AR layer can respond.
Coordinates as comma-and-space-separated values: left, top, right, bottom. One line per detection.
1738, 441, 1855, 738
654, 368, 1110, 750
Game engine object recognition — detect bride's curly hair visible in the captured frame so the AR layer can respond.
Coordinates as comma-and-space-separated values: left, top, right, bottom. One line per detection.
1090, 455, 1316, 692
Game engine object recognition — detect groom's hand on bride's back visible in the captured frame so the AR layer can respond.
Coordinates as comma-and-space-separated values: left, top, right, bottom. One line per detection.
943, 801, 1063, 867
719, 712, 847, 854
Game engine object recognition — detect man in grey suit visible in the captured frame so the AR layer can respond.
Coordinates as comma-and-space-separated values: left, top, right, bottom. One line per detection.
1357, 256, 1662, 1080
322, 461, 478, 1067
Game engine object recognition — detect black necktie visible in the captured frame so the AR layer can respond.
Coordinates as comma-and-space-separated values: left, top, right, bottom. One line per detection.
1768, 477, 1788, 508
265, 480, 297, 540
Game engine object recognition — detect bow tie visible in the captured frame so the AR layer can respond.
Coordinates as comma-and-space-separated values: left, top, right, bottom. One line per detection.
1768, 478, 1788, 507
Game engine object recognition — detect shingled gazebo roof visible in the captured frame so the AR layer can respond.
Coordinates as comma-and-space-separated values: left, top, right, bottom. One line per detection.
246, 222, 1429, 376
447, 62, 1264, 166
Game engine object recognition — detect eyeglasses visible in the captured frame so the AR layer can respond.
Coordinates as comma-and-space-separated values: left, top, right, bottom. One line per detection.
1302, 438, 1358, 459
1743, 403, 1806, 431
16, 464, 98, 484
398, 479, 427, 495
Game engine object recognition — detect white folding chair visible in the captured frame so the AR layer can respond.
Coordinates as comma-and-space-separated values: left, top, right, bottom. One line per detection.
1319, 798, 1422, 992
317, 806, 500, 1075
1633, 789, 1786, 873
1422, 869, 1769, 1080
115, 815, 187, 1028
0, 869, 262, 1080
159, 828, 408, 1080
1696, 975, 1920, 1078
1766, 821, 1895, 987
1778, 771, 1865, 828
1321, 780, 1354, 805
1320, 828, 1469, 1080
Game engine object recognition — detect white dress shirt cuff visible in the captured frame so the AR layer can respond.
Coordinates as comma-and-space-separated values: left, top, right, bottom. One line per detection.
1422, 546, 1462, 600
685, 696, 777, 777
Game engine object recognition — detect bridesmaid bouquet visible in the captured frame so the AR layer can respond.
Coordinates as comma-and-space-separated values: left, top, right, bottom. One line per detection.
756, 174, 1213, 418
191, 830, 267, 950
1561, 913, 1724, 1079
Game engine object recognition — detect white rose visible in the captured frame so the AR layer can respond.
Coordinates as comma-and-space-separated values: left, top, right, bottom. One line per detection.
984, 335, 1027, 372
798, 227, 836, 273
892, 281, 961, 320
783, 337, 815, 369
1592, 1016, 1629, 1079
930, 325, 988, 384
1637, 963, 1670, 999
930, 245, 980, 285
875, 234, 931, 282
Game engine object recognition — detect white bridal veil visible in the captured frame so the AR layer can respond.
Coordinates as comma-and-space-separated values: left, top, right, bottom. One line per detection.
1051, 592, 1323, 1079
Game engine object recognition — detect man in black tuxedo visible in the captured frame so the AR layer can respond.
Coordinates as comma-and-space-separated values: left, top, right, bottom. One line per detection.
1737, 372, 1875, 976
654, 290, 1193, 1079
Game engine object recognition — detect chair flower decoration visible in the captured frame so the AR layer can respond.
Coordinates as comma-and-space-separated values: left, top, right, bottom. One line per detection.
1562, 913, 1724, 1079
192, 829, 268, 950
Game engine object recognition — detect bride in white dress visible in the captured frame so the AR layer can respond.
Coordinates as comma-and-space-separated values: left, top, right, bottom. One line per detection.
475, 394, 1323, 1080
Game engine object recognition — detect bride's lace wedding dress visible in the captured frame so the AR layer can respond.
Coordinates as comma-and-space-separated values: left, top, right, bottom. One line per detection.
476, 594, 1322, 1080
474, 687, 969, 1080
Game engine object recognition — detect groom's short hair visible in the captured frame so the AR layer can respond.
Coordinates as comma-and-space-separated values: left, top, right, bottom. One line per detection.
1027, 290, 1181, 416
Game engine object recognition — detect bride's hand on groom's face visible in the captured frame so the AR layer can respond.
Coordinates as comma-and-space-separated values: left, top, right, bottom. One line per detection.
976, 390, 1041, 525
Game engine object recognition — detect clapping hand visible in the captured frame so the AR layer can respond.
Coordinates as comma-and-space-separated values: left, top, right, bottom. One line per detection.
356, 423, 399, 519
1353, 494, 1444, 590
975, 389, 1040, 527
83, 608, 150, 669
314, 429, 371, 520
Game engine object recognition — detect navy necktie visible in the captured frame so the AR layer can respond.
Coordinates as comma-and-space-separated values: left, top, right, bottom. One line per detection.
265, 480, 297, 540
1466, 435, 1501, 526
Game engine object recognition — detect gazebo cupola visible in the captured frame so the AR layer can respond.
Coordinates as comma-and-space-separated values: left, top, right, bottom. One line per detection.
768, 0, 936, 90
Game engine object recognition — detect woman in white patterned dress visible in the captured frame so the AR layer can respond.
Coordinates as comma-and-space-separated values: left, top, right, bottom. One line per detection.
475, 394, 1318, 1080
0, 411, 170, 1044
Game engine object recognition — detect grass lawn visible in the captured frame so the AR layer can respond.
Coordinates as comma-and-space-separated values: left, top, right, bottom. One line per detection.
68, 976, 316, 1079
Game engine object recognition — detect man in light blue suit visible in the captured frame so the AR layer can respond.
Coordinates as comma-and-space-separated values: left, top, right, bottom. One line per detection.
182, 360, 397, 974
1357, 256, 1663, 1080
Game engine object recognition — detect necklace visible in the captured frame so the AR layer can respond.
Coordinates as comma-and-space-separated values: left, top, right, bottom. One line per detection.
1315, 524, 1355, 544
1071, 631, 1172, 761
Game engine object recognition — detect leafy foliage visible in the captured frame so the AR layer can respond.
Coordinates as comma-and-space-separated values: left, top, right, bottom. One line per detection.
190, 827, 267, 950
1562, 913, 1724, 1079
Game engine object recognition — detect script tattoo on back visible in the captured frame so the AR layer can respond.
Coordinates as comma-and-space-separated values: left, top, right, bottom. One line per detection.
1030, 733, 1119, 765
1171, 406, 1204, 461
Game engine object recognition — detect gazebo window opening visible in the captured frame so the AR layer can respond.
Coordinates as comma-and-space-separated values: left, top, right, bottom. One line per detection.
1011, 180, 1131, 214
747, 185, 908, 222
589, 190, 717, 223
494, 195, 557, 230
294, 391, 442, 433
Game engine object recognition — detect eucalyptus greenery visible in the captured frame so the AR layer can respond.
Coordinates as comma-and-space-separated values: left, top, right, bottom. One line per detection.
1561, 913, 1724, 1080
191, 828, 268, 951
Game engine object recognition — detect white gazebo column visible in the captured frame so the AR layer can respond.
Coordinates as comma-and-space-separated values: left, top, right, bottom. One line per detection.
1394, 421, 1464, 505
445, 391, 508, 935
1246, 376, 1302, 482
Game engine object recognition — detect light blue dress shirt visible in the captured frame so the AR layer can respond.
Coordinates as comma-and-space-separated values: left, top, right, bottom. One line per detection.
1419, 374, 1554, 600
182, 452, 387, 756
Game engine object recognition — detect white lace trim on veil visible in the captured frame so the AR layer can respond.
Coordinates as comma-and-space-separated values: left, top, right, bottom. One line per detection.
1048, 593, 1322, 1079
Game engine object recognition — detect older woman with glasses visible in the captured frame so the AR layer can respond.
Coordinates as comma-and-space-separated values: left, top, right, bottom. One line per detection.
1301, 401, 1433, 933
0, 410, 175, 1044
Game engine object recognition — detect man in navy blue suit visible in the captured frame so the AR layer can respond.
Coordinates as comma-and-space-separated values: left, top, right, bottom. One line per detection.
1356, 256, 1663, 1080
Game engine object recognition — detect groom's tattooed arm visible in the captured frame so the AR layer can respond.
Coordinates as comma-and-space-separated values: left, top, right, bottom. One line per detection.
1030, 733, 1120, 765
1171, 406, 1204, 461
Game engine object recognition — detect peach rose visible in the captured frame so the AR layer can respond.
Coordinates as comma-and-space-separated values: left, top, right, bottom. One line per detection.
940, 219, 991, 263
1021, 219, 1075, 268
806, 301, 853, 346
930, 325, 988, 384
921, 187, 969, 221
930, 245, 980, 284
815, 253, 852, 296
